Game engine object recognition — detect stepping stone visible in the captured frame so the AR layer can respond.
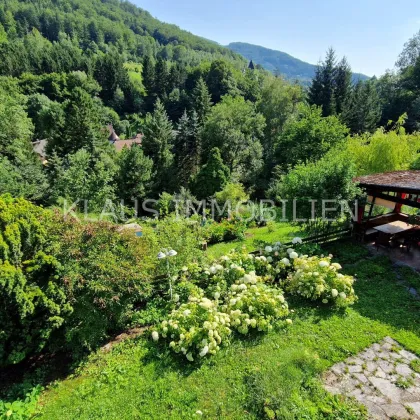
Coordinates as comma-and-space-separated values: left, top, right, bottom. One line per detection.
323, 337, 420, 419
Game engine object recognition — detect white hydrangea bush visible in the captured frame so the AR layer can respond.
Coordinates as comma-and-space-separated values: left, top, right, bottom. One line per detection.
221, 271, 290, 334
154, 296, 232, 361
286, 255, 356, 307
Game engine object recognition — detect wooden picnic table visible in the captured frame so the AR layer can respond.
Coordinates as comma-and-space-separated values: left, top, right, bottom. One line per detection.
373, 220, 415, 236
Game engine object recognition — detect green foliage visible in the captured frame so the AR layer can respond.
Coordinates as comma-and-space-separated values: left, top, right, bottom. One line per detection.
50, 217, 154, 353
342, 80, 382, 133
115, 145, 153, 204
142, 98, 175, 194
0, 385, 42, 420
203, 219, 247, 244
275, 104, 349, 168
202, 96, 265, 185
270, 146, 359, 208
346, 126, 420, 175
191, 147, 230, 199
0, 195, 69, 367
309, 48, 337, 117
49, 148, 117, 211
287, 255, 357, 307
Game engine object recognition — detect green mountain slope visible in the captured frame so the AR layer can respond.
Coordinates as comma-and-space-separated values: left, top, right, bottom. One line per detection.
227, 42, 368, 84
0, 0, 244, 77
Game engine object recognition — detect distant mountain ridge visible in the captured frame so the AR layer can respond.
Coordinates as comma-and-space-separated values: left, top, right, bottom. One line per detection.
227, 42, 369, 84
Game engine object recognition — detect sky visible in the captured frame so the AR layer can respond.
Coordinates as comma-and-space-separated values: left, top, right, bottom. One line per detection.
133, 0, 420, 77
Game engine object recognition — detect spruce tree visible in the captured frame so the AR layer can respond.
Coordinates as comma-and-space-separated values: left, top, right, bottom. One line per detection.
191, 147, 230, 199
341, 80, 381, 133
115, 145, 153, 203
142, 54, 155, 96
155, 57, 170, 99
175, 110, 201, 186
190, 77, 212, 124
308, 48, 337, 117
142, 98, 175, 193
320, 48, 337, 116
335, 57, 352, 114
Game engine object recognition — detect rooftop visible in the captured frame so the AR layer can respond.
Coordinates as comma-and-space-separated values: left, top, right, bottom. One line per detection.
354, 170, 420, 194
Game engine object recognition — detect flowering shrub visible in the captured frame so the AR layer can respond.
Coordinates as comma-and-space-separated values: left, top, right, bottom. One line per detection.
286, 255, 356, 307
223, 272, 290, 334
154, 297, 232, 361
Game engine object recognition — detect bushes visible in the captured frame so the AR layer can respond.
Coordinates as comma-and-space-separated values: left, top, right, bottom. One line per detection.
50, 216, 154, 353
0, 195, 70, 367
203, 218, 247, 244
287, 255, 357, 307
153, 239, 356, 360
0, 195, 157, 366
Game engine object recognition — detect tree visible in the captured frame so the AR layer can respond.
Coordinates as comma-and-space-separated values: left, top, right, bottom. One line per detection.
308, 48, 341, 117
0, 85, 48, 201
275, 104, 349, 168
206, 59, 239, 103
174, 110, 202, 187
341, 80, 381, 134
191, 147, 230, 199
257, 76, 303, 171
154, 57, 170, 99
335, 57, 352, 114
202, 95, 265, 185
47, 87, 110, 157
94, 50, 130, 105
142, 98, 175, 193
50, 148, 117, 210
397, 30, 420, 69
115, 145, 153, 204
190, 77, 212, 124
269, 148, 359, 212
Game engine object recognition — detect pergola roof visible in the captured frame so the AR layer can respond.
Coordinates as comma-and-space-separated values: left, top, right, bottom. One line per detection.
354, 171, 420, 194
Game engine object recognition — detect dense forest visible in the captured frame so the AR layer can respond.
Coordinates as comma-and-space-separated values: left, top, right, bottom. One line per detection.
0, 0, 419, 214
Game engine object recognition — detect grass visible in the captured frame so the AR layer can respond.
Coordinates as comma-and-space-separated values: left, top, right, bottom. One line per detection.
206, 222, 298, 259
33, 242, 420, 419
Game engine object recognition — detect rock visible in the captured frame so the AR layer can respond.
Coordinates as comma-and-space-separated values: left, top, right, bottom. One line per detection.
400, 349, 419, 362
381, 403, 411, 418
369, 377, 403, 402
395, 363, 413, 377
405, 401, 420, 417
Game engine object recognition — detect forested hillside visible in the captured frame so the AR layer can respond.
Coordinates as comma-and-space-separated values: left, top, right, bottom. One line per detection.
227, 42, 369, 84
0, 0, 419, 213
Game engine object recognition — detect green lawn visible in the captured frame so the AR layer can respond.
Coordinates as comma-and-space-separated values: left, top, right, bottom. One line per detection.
36, 242, 420, 419
206, 222, 298, 259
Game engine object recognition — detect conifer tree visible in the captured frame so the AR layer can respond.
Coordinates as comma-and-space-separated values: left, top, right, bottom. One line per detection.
115, 145, 153, 203
155, 57, 170, 99
175, 110, 201, 186
309, 48, 337, 117
142, 54, 155, 96
190, 77, 212, 124
191, 147, 230, 199
335, 57, 352, 114
142, 98, 175, 193
341, 80, 382, 133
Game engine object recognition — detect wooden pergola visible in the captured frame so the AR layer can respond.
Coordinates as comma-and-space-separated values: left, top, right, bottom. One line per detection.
353, 170, 420, 241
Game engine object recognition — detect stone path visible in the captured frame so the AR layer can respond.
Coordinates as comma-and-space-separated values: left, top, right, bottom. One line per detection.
324, 337, 420, 419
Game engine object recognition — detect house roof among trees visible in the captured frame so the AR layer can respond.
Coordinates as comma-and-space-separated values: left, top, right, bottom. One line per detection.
354, 170, 420, 194
112, 135, 143, 152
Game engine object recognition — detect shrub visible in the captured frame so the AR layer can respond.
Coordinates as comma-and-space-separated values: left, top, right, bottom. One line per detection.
154, 297, 232, 361
50, 215, 154, 353
223, 272, 289, 334
286, 255, 356, 307
0, 195, 70, 367
203, 219, 247, 244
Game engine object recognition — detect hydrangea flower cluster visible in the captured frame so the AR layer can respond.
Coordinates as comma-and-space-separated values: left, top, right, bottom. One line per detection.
286, 255, 356, 307
223, 271, 290, 334
154, 296, 232, 361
